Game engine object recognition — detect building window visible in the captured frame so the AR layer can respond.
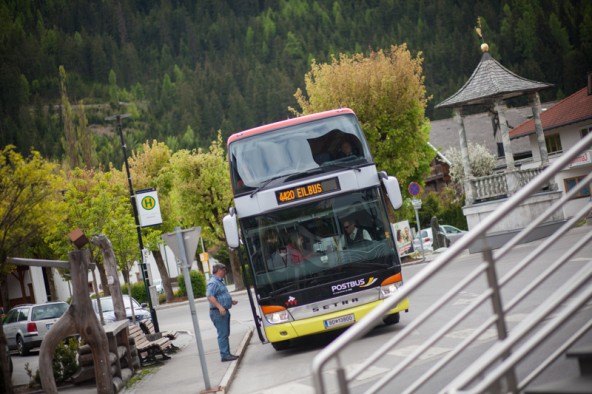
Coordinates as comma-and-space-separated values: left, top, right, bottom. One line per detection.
545, 134, 562, 154
581, 127, 591, 138
564, 176, 591, 199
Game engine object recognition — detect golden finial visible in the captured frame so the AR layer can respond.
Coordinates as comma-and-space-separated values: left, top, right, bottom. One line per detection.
475, 16, 489, 52
475, 17, 483, 41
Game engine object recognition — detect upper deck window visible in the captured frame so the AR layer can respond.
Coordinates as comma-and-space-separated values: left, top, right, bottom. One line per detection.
229, 113, 372, 194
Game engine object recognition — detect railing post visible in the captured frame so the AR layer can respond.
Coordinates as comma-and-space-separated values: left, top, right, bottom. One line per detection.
336, 356, 350, 394
482, 247, 518, 393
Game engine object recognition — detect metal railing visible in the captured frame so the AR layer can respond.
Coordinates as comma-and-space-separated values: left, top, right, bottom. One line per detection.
312, 131, 592, 394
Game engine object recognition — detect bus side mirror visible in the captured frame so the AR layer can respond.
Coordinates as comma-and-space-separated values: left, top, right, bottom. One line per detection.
379, 172, 403, 210
223, 208, 240, 249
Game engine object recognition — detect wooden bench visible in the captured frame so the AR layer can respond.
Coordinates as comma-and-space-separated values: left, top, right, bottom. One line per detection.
140, 320, 179, 342
128, 323, 173, 366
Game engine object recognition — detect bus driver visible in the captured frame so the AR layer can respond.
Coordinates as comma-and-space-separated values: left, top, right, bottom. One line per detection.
341, 216, 372, 247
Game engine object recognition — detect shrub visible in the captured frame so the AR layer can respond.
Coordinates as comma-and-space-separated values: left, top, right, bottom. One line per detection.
177, 270, 206, 298
52, 337, 79, 383
122, 282, 149, 304
24, 337, 79, 388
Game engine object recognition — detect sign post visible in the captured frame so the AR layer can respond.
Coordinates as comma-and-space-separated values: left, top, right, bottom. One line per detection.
162, 227, 211, 390
409, 182, 425, 259
106, 113, 159, 331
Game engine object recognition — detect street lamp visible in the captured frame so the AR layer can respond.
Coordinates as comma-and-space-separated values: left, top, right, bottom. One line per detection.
106, 114, 160, 331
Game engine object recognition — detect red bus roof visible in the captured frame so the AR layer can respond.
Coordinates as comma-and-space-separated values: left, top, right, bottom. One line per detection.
227, 108, 355, 145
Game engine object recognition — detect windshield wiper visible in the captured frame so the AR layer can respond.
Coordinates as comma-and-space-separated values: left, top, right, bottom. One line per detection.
285, 167, 323, 181
269, 282, 299, 297
249, 174, 293, 198
321, 160, 363, 172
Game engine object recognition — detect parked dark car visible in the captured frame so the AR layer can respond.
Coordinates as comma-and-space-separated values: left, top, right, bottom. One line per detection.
2, 302, 69, 356
92, 295, 151, 324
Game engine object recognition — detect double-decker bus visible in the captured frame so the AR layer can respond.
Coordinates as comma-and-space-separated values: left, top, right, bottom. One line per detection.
223, 108, 409, 350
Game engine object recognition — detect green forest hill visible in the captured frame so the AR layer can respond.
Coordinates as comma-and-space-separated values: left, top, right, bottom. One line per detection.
1, 0, 591, 168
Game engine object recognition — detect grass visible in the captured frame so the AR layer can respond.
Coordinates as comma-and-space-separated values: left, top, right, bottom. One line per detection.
126, 366, 158, 388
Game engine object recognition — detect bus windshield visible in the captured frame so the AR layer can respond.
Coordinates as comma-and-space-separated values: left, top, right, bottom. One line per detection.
229, 113, 372, 193
241, 188, 397, 298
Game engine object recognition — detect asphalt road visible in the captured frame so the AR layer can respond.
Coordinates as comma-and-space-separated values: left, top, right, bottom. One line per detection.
227, 226, 592, 394
9, 226, 591, 393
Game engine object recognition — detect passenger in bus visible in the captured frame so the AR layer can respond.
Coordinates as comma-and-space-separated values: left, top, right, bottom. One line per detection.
341, 217, 372, 247
336, 140, 359, 159
286, 232, 312, 265
264, 230, 287, 270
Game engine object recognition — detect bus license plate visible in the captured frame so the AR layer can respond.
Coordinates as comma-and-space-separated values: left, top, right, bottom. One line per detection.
324, 314, 355, 329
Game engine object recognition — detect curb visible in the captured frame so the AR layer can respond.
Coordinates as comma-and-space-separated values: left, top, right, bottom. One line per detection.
217, 326, 254, 394
154, 289, 249, 311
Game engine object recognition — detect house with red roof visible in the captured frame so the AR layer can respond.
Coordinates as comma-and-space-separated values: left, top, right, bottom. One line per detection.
510, 77, 592, 218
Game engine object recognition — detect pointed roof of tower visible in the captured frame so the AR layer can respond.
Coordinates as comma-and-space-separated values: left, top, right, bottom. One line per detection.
435, 45, 553, 109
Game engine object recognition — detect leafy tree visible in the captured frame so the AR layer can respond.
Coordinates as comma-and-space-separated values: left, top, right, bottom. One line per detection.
0, 146, 65, 391
46, 168, 135, 296
445, 142, 497, 183
293, 45, 433, 188
167, 133, 242, 289
126, 140, 177, 302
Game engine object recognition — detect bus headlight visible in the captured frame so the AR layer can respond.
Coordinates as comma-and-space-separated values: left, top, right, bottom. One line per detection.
379, 273, 403, 299
380, 283, 399, 298
264, 310, 291, 324
261, 305, 292, 324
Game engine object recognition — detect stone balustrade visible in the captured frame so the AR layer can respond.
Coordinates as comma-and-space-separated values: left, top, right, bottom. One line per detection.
468, 166, 549, 204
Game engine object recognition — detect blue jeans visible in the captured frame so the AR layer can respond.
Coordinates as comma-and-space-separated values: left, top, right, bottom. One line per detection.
210, 309, 231, 359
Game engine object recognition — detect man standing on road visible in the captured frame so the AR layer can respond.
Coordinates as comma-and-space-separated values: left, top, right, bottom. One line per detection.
206, 262, 239, 362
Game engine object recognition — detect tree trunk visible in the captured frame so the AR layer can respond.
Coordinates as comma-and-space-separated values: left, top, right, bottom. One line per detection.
96, 259, 110, 296
0, 272, 9, 313
92, 235, 126, 322
39, 249, 113, 394
0, 326, 13, 393
152, 249, 174, 302
229, 249, 244, 291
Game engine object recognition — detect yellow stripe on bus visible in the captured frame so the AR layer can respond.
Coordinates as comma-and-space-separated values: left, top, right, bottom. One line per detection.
265, 297, 409, 343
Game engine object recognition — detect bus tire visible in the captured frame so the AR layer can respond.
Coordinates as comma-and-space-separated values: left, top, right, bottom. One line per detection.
383, 312, 400, 326
271, 340, 290, 351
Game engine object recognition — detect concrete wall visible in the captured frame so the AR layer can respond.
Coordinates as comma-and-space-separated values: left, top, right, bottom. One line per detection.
463, 191, 565, 233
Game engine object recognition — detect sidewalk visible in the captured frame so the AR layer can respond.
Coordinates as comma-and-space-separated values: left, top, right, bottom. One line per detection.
121, 288, 253, 394
20, 288, 253, 394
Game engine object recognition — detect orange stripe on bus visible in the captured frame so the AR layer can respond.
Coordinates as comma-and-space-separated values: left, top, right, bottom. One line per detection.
261, 305, 286, 314
381, 273, 402, 286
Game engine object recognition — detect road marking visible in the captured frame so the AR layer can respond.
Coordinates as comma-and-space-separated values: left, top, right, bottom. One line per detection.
256, 382, 314, 394
446, 328, 498, 341
387, 345, 451, 360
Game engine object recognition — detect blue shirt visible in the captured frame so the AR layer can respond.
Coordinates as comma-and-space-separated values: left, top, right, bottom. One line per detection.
206, 275, 233, 310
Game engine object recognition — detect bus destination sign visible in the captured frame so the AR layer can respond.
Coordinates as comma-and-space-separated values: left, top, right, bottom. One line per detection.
276, 177, 341, 205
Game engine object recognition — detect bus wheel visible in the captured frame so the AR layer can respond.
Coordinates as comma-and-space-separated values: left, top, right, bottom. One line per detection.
271, 340, 290, 351
383, 313, 400, 326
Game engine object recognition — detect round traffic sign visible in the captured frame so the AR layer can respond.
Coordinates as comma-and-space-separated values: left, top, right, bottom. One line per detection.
408, 182, 421, 196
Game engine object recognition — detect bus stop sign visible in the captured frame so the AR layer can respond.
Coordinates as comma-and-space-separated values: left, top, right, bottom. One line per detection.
408, 182, 420, 196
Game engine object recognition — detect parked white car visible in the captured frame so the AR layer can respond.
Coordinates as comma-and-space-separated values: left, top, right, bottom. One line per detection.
440, 225, 467, 245
413, 225, 467, 251
2, 301, 69, 356
413, 228, 435, 251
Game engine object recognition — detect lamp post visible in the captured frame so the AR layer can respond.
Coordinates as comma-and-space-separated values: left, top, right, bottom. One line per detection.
106, 114, 160, 331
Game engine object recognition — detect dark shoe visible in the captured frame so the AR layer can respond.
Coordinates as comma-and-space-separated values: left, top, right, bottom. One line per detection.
221, 355, 239, 362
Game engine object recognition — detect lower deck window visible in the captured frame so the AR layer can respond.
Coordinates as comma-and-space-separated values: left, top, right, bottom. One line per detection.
564, 176, 591, 199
